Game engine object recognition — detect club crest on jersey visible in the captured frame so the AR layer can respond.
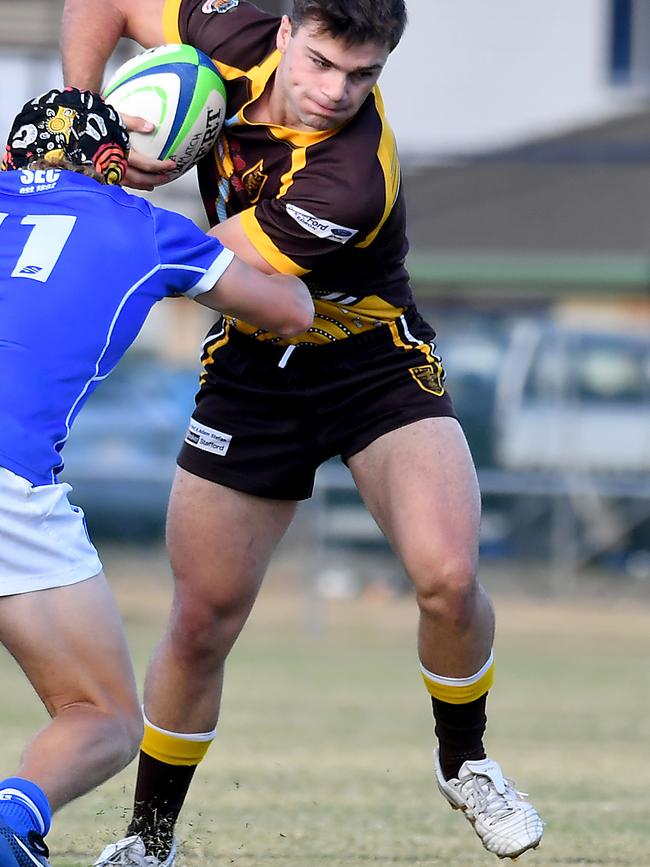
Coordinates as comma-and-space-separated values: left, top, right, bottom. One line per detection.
202, 0, 239, 13
409, 363, 445, 396
242, 159, 267, 203
286, 203, 357, 245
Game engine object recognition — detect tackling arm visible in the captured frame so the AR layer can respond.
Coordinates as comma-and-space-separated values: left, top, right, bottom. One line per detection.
196, 258, 314, 338
203, 213, 313, 335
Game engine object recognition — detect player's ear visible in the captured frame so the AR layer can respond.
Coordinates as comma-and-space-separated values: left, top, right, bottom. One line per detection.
276, 15, 292, 53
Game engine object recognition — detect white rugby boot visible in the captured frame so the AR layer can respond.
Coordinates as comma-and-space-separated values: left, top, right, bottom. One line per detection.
434, 750, 543, 859
93, 835, 176, 867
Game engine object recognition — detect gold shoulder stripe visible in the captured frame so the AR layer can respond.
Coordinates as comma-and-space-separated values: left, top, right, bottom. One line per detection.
240, 208, 309, 276
214, 60, 248, 81
278, 145, 308, 197
274, 125, 338, 196
213, 53, 280, 128
356, 86, 400, 250
162, 0, 182, 43
249, 50, 281, 99
215, 51, 280, 88
268, 125, 337, 148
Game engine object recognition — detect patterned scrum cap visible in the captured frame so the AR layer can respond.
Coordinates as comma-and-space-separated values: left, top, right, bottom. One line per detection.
2, 87, 130, 185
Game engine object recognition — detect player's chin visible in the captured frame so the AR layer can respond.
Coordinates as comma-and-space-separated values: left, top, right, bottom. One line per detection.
302, 112, 345, 132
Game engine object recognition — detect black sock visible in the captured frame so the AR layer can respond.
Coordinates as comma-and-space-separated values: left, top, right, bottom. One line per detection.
127, 752, 198, 860
431, 694, 488, 780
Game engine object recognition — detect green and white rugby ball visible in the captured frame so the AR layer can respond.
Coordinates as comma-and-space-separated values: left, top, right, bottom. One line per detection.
103, 44, 226, 178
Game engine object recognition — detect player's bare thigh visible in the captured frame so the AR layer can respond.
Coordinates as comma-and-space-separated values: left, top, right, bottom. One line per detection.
166, 467, 297, 607
347, 417, 481, 571
0, 572, 139, 717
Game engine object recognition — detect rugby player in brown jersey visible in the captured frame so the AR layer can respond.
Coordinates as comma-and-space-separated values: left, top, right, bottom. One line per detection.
61, 0, 544, 861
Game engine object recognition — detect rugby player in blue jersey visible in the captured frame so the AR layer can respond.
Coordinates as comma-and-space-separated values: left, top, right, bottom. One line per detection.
0, 87, 313, 867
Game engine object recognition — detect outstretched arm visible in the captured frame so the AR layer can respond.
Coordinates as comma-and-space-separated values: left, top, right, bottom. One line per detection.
61, 0, 165, 89
61, 0, 175, 189
197, 258, 314, 338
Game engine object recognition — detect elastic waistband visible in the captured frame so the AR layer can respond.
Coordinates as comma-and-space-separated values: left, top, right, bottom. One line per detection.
226, 306, 423, 364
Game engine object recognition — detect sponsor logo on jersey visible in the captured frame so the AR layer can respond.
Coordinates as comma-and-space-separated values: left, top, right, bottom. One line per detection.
18, 168, 61, 194
409, 363, 445, 396
285, 203, 357, 244
202, 0, 239, 13
184, 419, 232, 455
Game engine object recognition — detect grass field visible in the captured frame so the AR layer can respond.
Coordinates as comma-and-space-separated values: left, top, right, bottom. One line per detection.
2, 549, 650, 867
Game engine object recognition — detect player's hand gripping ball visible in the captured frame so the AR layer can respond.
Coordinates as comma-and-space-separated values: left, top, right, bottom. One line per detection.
103, 44, 226, 179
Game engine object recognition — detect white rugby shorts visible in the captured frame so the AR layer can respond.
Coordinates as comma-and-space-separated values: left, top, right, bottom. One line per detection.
0, 466, 103, 595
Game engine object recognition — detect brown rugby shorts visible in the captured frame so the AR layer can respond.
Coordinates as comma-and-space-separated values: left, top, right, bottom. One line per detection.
178, 306, 457, 500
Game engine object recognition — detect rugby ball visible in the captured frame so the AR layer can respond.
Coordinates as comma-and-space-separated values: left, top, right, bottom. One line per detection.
103, 44, 226, 178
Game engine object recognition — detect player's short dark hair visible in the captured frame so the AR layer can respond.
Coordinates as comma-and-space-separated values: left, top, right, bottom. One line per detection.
290, 0, 407, 52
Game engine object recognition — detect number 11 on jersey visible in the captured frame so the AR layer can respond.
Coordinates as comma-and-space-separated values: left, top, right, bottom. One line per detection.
0, 213, 77, 283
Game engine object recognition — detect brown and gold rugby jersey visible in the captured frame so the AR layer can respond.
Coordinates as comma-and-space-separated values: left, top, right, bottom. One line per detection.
163, 0, 414, 345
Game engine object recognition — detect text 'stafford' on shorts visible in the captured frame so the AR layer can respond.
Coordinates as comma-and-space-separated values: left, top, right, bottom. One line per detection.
178, 307, 457, 501
0, 466, 102, 595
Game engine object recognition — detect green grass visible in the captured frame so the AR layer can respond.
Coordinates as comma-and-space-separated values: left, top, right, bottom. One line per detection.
3, 553, 650, 866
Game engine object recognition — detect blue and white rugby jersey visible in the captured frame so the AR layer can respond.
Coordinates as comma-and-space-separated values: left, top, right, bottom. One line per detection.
0, 168, 234, 485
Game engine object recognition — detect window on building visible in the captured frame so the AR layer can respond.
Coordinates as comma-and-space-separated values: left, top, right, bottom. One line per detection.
610, 0, 650, 85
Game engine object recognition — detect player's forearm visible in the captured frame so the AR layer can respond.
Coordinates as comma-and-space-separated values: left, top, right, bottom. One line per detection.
61, 0, 126, 89
200, 261, 314, 337
262, 274, 315, 337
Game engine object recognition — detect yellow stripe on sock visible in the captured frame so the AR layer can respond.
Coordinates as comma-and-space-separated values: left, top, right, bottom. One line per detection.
141, 722, 215, 766
420, 655, 495, 704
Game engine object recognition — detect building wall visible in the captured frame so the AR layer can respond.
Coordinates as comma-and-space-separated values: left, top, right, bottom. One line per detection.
380, 0, 650, 158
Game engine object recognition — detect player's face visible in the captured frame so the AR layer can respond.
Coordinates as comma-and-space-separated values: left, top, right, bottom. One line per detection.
275, 16, 389, 132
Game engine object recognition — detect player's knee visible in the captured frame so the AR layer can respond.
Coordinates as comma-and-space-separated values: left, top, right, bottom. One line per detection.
53, 694, 143, 770
411, 552, 478, 628
93, 687, 144, 768
110, 703, 145, 767
168, 592, 247, 665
